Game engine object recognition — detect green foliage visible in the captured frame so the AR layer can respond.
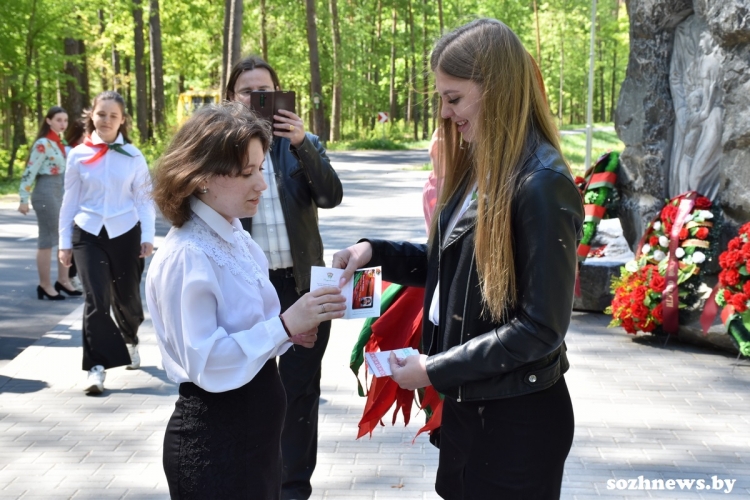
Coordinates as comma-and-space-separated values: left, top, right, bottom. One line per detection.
1, 0, 630, 176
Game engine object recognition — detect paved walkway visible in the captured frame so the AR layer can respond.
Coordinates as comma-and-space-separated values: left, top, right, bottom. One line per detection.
1, 152, 749, 498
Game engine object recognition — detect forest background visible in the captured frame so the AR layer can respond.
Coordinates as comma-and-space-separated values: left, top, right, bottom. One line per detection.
0, 0, 628, 188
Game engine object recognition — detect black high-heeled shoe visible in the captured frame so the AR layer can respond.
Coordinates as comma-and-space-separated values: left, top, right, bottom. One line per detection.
55, 281, 83, 297
37, 285, 65, 301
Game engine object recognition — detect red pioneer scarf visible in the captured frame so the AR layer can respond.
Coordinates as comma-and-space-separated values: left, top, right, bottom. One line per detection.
45, 130, 67, 159
82, 136, 134, 165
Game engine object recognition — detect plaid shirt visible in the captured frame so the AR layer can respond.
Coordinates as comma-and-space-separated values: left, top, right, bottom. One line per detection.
250, 153, 294, 270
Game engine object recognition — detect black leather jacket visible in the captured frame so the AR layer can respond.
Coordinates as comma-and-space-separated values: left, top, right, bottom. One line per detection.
241, 133, 343, 293
367, 141, 583, 402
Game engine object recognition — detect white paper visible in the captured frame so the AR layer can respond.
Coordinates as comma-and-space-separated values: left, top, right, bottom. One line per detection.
310, 266, 382, 319
364, 348, 419, 377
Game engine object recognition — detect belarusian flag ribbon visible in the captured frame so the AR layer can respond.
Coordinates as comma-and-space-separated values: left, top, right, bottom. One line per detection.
662, 192, 697, 335
587, 172, 617, 190
82, 137, 134, 165
583, 204, 606, 223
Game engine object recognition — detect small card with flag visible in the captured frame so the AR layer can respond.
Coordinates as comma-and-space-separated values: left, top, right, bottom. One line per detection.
364, 348, 419, 377
310, 266, 382, 319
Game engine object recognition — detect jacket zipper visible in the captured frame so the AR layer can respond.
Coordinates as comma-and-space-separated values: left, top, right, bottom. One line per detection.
456, 252, 475, 403
426, 212, 443, 357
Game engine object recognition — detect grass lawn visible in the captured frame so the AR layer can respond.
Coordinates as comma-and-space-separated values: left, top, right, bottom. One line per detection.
560, 128, 624, 177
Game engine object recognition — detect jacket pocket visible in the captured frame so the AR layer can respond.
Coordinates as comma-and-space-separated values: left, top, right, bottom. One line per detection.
523, 354, 562, 388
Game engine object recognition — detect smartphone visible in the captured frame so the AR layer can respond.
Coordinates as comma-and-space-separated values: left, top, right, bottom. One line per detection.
249, 91, 296, 122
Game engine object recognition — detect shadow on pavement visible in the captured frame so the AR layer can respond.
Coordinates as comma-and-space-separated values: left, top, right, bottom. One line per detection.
0, 375, 49, 394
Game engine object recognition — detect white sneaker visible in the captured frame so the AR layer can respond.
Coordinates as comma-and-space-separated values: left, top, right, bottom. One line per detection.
84, 365, 106, 394
70, 276, 83, 292
126, 344, 140, 370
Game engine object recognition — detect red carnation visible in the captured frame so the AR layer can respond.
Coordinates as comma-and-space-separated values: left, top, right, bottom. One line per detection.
632, 286, 648, 303
694, 198, 709, 209
695, 227, 709, 240
694, 196, 712, 209
662, 205, 678, 222
574, 176, 586, 185
728, 237, 741, 251
743, 281, 750, 296
641, 320, 656, 333
719, 268, 741, 287
663, 220, 673, 235
723, 289, 733, 303
652, 303, 663, 322
649, 236, 659, 247
740, 223, 750, 237
650, 274, 666, 292
730, 293, 748, 313
679, 228, 689, 240
632, 303, 650, 321
741, 242, 750, 261
621, 317, 636, 334
719, 250, 743, 269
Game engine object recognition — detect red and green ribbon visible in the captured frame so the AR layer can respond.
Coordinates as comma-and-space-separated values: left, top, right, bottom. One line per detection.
662, 193, 696, 335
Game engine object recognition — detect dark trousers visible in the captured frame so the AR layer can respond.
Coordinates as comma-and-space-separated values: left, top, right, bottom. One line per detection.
271, 269, 331, 500
72, 224, 144, 370
435, 377, 574, 500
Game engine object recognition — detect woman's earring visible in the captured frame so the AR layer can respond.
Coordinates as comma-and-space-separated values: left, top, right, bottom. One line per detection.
200, 186, 208, 194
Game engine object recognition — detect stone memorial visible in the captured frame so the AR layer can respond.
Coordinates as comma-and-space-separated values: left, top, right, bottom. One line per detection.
614, 0, 750, 352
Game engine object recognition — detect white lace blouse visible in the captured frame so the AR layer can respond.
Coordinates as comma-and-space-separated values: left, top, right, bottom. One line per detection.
145, 197, 291, 393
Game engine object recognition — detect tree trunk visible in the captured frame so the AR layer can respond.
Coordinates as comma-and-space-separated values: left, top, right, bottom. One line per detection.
532, 0, 542, 69
7, 83, 25, 178
437, 0, 444, 34
112, 46, 121, 93
149, 0, 165, 133
329, 0, 342, 141
34, 50, 43, 122
98, 9, 108, 91
305, 0, 325, 139
609, 0, 621, 121
558, 2, 565, 127
388, 5, 397, 124
124, 56, 133, 116
225, 0, 243, 89
421, 0, 429, 139
260, 0, 268, 62
598, 38, 605, 122
132, 0, 149, 141
407, 0, 417, 140
220, 0, 230, 98
62, 38, 87, 121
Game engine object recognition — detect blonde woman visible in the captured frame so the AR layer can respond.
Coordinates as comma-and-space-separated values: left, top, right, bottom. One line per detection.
334, 19, 584, 499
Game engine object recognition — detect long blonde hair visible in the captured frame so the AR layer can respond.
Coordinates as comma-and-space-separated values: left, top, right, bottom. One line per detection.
430, 19, 564, 322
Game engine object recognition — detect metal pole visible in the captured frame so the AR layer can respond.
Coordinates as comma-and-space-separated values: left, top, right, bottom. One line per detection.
585, 0, 598, 171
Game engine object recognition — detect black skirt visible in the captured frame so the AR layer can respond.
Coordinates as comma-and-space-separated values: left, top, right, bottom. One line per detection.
435, 377, 574, 500
163, 360, 287, 499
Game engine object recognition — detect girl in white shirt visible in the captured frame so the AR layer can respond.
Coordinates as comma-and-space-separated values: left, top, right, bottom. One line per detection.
58, 91, 155, 394
146, 102, 345, 499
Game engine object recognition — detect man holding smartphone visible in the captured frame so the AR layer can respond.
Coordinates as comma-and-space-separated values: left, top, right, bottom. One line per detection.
227, 56, 343, 500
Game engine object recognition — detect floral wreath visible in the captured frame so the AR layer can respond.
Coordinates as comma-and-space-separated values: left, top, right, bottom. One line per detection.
575, 151, 620, 262
606, 192, 722, 336
710, 222, 750, 356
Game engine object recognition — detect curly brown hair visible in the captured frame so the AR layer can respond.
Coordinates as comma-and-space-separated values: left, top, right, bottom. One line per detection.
153, 101, 272, 227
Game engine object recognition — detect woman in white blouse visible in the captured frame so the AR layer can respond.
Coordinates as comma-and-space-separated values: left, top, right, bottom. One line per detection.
146, 102, 345, 499
59, 91, 155, 394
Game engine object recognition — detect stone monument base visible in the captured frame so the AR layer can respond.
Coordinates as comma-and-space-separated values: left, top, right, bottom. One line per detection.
573, 258, 626, 312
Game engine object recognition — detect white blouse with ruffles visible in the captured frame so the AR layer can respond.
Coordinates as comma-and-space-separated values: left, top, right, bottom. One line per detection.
146, 197, 291, 393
